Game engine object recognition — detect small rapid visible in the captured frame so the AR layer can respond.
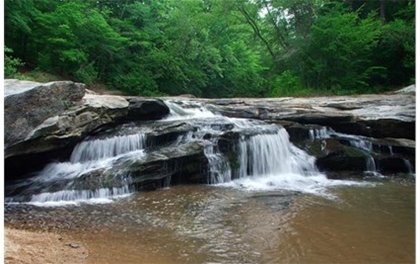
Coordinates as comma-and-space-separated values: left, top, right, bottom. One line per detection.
5, 100, 376, 206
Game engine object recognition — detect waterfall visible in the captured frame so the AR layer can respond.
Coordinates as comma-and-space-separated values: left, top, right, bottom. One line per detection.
403, 159, 414, 174
237, 129, 315, 177
388, 146, 394, 156
165, 100, 216, 120
70, 133, 146, 162
7, 100, 378, 206
29, 185, 133, 206
365, 155, 377, 172
349, 138, 373, 152
7, 133, 149, 206
205, 142, 232, 184
309, 127, 333, 141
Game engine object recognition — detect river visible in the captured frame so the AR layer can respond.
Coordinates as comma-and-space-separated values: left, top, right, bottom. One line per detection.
5, 177, 414, 263
4, 100, 415, 263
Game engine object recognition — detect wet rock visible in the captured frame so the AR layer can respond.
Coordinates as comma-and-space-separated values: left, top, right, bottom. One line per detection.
215, 107, 260, 119
277, 122, 317, 143
5, 93, 130, 158
126, 98, 170, 120
301, 138, 370, 173
315, 147, 369, 173
377, 157, 414, 174
359, 119, 415, 140
372, 138, 415, 156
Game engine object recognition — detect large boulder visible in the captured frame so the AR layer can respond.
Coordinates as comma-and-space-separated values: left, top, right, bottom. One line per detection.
4, 79, 85, 148
5, 94, 130, 159
4, 80, 177, 161
5, 93, 131, 180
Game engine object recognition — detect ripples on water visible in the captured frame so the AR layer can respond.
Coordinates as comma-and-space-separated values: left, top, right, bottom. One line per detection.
5, 178, 415, 264
4, 101, 415, 263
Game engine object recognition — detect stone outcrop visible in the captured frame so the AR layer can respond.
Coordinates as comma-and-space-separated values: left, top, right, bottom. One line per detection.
126, 98, 170, 120
174, 87, 415, 140
5, 94, 130, 159
4, 80, 415, 184
4, 80, 173, 159
284, 121, 416, 178
4, 80, 85, 149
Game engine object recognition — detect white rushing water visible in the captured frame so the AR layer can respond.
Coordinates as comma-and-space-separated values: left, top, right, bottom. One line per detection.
165, 100, 217, 120
217, 127, 372, 197
164, 101, 374, 196
8, 133, 149, 206
27, 186, 134, 207
70, 133, 147, 162
7, 100, 377, 206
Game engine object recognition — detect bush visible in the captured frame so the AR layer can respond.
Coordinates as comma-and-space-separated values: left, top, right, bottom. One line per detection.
4, 46, 23, 78
270, 70, 303, 97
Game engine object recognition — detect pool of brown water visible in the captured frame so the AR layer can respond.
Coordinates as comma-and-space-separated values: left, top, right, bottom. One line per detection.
5, 179, 415, 264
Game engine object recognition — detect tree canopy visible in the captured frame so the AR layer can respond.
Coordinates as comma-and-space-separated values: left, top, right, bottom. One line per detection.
5, 0, 415, 97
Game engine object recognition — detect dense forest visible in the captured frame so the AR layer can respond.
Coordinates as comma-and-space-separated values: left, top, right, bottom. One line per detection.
5, 0, 415, 98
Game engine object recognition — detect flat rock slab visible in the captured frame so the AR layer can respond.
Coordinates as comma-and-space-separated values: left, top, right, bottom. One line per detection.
202, 94, 415, 122
164, 91, 415, 139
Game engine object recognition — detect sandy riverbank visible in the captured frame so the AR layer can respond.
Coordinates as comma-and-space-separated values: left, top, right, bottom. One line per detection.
5, 227, 88, 264
5, 227, 176, 264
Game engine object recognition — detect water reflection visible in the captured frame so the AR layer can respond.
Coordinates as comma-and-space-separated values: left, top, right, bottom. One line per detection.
5, 180, 415, 264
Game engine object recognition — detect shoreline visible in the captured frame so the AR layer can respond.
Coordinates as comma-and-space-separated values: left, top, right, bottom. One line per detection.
5, 227, 88, 264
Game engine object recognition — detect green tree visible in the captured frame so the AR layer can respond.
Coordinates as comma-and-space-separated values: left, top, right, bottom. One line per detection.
301, 3, 383, 92
5, 0, 414, 97
370, 1, 415, 88
32, 1, 126, 84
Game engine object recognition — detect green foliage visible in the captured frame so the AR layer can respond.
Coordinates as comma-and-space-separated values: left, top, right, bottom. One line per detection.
270, 71, 302, 97
4, 0, 415, 97
4, 46, 23, 78
371, 18, 415, 88
301, 3, 383, 92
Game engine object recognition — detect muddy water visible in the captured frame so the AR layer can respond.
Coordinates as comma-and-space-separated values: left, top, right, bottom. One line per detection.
275, 181, 415, 263
5, 179, 414, 264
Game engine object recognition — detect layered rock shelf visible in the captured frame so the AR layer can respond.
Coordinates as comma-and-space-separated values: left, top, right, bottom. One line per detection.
4, 79, 415, 187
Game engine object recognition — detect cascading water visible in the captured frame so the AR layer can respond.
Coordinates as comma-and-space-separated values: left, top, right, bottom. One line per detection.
309, 126, 333, 141
220, 125, 351, 195
70, 133, 147, 162
6, 133, 148, 206
6, 100, 374, 206
403, 159, 414, 174
237, 130, 316, 177
308, 126, 384, 176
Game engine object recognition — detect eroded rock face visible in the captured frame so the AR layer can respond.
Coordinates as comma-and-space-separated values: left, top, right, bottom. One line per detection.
177, 91, 415, 140
4, 80, 85, 148
4, 80, 415, 186
5, 94, 130, 159
289, 125, 416, 178
4, 82, 175, 160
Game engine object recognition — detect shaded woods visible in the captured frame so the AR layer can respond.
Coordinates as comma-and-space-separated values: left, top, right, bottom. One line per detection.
5, 0, 415, 97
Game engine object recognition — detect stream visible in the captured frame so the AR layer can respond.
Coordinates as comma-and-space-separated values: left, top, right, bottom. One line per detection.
5, 179, 414, 263
4, 100, 415, 263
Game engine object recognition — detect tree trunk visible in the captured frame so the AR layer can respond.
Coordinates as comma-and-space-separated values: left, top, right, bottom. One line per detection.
379, 0, 386, 24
